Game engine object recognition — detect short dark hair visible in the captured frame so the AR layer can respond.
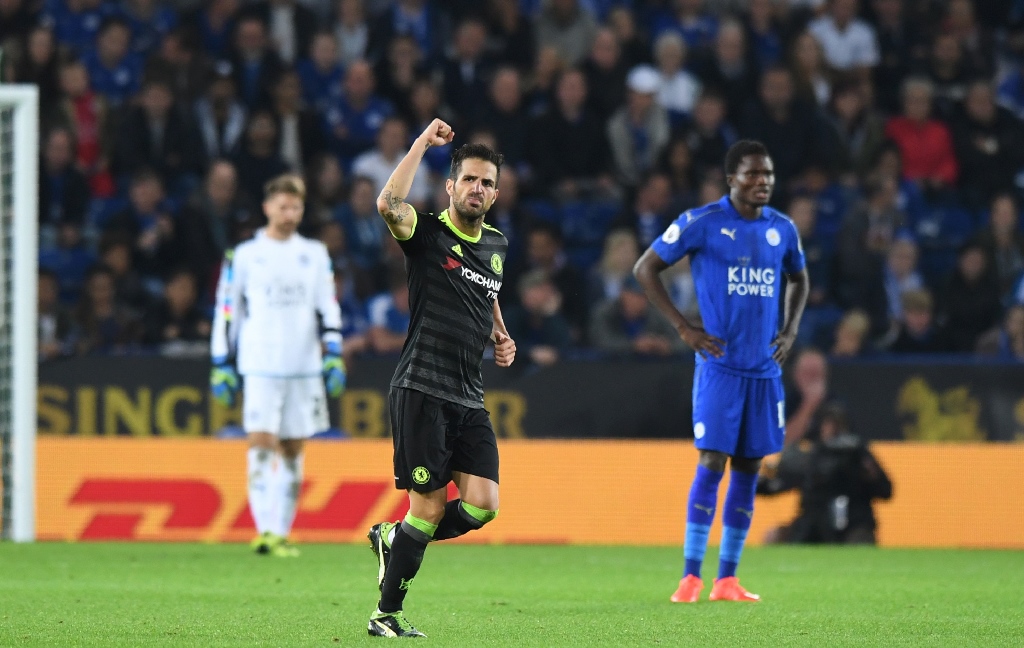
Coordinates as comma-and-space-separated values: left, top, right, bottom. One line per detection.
449, 143, 504, 183
724, 140, 771, 175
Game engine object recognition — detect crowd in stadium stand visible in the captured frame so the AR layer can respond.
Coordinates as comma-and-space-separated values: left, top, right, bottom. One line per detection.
5, 0, 1024, 364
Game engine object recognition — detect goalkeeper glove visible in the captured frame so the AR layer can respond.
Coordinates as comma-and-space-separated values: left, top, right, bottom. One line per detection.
210, 359, 240, 407
323, 343, 347, 397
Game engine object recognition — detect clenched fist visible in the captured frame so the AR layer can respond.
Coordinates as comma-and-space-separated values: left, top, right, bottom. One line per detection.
493, 331, 516, 367
420, 118, 455, 148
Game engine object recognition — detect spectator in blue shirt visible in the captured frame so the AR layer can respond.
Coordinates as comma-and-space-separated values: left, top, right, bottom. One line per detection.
744, 0, 784, 71
331, 265, 369, 359
368, 0, 440, 64
120, 0, 179, 56
297, 32, 345, 113
82, 17, 143, 105
324, 59, 394, 166
104, 170, 182, 279
43, 0, 111, 54
651, 0, 718, 53
366, 270, 410, 355
228, 14, 285, 109
39, 221, 97, 305
997, 62, 1024, 120
336, 176, 388, 285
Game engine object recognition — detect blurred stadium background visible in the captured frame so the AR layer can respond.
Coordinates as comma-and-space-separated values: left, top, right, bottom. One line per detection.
1, 0, 1024, 644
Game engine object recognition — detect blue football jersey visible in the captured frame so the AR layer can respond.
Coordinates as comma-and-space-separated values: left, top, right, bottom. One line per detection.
651, 195, 805, 377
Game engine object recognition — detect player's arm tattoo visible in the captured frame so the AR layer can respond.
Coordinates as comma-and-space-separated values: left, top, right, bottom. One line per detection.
379, 189, 412, 226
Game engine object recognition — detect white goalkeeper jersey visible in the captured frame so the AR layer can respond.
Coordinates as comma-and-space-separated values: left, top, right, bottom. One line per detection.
211, 229, 342, 377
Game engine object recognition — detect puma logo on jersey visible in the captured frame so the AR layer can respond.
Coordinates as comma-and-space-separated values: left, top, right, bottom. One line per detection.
694, 504, 714, 516
441, 256, 462, 270
721, 228, 736, 240
451, 244, 463, 257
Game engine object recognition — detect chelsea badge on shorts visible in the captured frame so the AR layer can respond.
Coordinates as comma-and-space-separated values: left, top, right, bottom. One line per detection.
412, 466, 431, 485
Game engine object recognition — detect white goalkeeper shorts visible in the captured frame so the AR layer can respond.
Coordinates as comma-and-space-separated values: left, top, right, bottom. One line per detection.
242, 376, 329, 439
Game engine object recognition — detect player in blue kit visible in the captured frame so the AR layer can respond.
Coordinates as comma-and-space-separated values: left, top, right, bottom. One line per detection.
633, 140, 809, 603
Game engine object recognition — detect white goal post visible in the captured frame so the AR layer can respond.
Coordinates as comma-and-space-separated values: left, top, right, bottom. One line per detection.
0, 85, 38, 542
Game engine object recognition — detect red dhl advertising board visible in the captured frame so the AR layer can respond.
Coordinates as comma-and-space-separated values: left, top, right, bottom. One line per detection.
37, 438, 1024, 547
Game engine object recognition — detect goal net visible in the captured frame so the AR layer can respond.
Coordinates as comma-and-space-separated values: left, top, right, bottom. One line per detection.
0, 85, 38, 542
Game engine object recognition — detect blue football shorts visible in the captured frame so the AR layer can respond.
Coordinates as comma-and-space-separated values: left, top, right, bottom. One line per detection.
691, 363, 785, 458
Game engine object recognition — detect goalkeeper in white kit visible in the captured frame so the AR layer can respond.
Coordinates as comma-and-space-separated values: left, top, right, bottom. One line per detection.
210, 174, 347, 557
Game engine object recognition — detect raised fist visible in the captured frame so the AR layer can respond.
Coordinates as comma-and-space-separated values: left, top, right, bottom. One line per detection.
421, 119, 455, 147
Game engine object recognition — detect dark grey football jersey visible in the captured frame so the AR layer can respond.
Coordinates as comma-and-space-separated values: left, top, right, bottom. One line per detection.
390, 209, 508, 408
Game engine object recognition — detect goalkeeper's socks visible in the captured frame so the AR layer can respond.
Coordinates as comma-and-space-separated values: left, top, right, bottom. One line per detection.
378, 515, 436, 613
247, 447, 275, 534
433, 500, 488, 540
718, 469, 758, 580
276, 453, 303, 538
684, 464, 724, 578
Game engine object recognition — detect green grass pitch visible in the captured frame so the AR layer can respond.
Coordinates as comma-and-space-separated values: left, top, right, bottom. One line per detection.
2, 543, 1022, 647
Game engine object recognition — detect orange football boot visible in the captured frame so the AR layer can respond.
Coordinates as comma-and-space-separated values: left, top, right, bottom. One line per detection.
709, 577, 760, 602
669, 574, 704, 603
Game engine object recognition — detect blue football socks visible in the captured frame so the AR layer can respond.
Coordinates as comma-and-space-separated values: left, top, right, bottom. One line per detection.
718, 470, 758, 580
683, 464, 724, 578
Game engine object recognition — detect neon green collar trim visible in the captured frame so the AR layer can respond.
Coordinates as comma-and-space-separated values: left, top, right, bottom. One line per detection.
439, 209, 482, 243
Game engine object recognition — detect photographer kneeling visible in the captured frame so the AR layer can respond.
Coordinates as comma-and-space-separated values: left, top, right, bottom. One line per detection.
758, 402, 893, 544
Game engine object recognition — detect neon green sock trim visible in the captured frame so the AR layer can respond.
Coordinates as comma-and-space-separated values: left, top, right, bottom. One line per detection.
404, 513, 437, 538
460, 502, 498, 525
